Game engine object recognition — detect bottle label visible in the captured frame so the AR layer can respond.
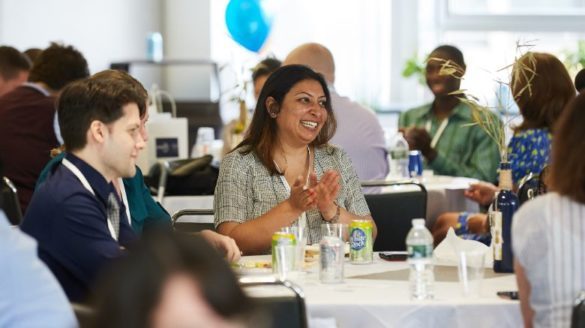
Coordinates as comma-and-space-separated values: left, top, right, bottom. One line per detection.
408, 244, 432, 259
350, 228, 367, 250
491, 211, 503, 260
390, 149, 408, 160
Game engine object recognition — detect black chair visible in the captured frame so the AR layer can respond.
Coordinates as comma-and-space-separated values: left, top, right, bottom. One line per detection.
361, 180, 427, 251
171, 209, 215, 233
71, 302, 95, 328
240, 276, 308, 328
572, 291, 585, 328
2, 176, 23, 225
517, 166, 550, 206
146, 155, 218, 202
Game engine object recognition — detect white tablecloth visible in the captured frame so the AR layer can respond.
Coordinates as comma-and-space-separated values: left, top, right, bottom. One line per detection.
161, 175, 480, 226
239, 254, 521, 328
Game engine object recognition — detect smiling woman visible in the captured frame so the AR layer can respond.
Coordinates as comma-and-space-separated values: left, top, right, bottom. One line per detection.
213, 65, 376, 255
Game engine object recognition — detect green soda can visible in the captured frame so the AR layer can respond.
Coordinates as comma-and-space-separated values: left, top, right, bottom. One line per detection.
271, 231, 296, 270
349, 220, 373, 264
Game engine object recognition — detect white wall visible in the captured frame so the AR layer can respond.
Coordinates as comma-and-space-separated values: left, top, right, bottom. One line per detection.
0, 0, 161, 74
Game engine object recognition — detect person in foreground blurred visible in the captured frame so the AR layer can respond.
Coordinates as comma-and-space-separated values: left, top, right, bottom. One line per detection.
0, 45, 31, 97
513, 91, 585, 327
431, 52, 576, 245
35, 70, 240, 262
399, 45, 500, 182
284, 43, 388, 182
214, 65, 375, 255
0, 159, 76, 327
575, 68, 585, 93
90, 230, 254, 328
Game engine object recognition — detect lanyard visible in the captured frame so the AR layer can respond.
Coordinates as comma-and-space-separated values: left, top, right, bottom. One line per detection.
62, 158, 119, 241
117, 177, 131, 225
425, 118, 449, 149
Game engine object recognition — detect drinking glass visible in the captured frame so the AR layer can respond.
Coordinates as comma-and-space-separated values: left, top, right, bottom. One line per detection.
274, 244, 296, 280
457, 249, 486, 298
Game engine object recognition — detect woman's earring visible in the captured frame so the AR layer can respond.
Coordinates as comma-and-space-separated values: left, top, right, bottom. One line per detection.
268, 104, 279, 118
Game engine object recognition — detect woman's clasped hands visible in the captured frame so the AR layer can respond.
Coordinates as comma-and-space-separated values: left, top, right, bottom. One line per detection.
288, 170, 341, 218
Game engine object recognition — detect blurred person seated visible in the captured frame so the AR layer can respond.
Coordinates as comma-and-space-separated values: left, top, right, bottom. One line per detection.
36, 70, 240, 261
575, 68, 585, 93
223, 57, 282, 156
0, 42, 89, 214
432, 52, 576, 245
0, 158, 76, 327
513, 91, 585, 327
399, 45, 500, 182
90, 229, 255, 328
0, 46, 31, 97
214, 65, 376, 255
284, 43, 388, 181
24, 47, 43, 64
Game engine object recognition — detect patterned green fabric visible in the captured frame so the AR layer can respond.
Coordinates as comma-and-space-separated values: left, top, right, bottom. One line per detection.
399, 102, 501, 183
214, 144, 370, 247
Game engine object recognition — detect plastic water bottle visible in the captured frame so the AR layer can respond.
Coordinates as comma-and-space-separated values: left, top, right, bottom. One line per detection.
387, 132, 410, 178
406, 218, 434, 300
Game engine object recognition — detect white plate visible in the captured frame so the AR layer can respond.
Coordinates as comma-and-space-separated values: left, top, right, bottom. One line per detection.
232, 260, 273, 276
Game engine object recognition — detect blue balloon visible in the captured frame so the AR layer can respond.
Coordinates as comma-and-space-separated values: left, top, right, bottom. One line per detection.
225, 0, 272, 52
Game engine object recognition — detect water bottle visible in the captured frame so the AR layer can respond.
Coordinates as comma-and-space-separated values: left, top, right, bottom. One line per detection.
406, 218, 434, 300
491, 162, 519, 273
387, 132, 410, 178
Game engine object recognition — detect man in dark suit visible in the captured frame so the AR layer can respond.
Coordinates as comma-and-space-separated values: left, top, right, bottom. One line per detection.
0, 42, 89, 214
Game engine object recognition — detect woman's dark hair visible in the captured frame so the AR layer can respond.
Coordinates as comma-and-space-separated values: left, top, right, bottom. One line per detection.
252, 57, 282, 83
511, 52, 575, 132
550, 92, 585, 204
236, 64, 337, 174
28, 42, 89, 91
90, 230, 253, 328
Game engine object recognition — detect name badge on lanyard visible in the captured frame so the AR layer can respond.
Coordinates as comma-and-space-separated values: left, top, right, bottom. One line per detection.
425, 118, 449, 149
62, 158, 119, 241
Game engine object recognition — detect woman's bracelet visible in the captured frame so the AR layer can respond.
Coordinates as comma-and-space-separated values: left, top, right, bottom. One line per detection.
323, 202, 340, 223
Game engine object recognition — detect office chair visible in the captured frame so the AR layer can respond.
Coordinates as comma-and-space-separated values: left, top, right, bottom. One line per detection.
2, 177, 23, 225
573, 291, 585, 328
240, 276, 308, 328
171, 209, 215, 233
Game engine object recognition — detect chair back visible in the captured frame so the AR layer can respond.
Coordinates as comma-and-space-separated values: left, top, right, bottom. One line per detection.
572, 291, 585, 328
2, 177, 23, 225
240, 276, 308, 328
517, 172, 540, 205
361, 180, 427, 251
172, 209, 215, 233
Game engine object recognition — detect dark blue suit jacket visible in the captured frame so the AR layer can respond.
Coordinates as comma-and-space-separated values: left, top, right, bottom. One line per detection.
21, 153, 136, 302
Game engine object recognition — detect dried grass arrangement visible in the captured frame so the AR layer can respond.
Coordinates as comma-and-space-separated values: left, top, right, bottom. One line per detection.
427, 42, 537, 163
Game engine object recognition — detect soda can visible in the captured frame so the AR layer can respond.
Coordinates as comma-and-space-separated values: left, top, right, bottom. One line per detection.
319, 236, 344, 283
271, 231, 296, 270
146, 32, 164, 62
349, 220, 373, 264
408, 150, 423, 177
